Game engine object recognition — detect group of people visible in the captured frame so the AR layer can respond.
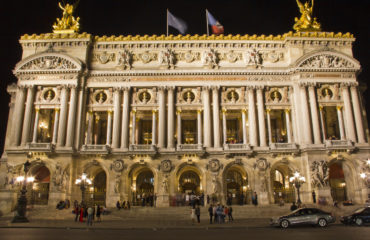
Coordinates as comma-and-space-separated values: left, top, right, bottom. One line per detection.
134, 193, 156, 207
73, 200, 105, 226
207, 204, 233, 224
116, 200, 131, 210
170, 192, 205, 207
56, 199, 70, 210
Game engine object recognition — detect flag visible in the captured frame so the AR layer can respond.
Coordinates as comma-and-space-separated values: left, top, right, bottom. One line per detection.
207, 11, 224, 35
168, 11, 188, 34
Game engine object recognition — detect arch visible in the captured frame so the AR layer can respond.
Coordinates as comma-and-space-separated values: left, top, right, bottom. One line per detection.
175, 163, 203, 195
128, 164, 156, 207
28, 163, 51, 205
269, 161, 296, 203
83, 161, 108, 206
222, 163, 249, 205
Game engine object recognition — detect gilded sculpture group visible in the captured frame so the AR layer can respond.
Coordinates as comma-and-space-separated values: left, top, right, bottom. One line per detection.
52, 0, 322, 34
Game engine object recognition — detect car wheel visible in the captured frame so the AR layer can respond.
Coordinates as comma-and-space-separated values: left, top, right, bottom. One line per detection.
355, 218, 363, 226
280, 219, 289, 229
318, 218, 327, 227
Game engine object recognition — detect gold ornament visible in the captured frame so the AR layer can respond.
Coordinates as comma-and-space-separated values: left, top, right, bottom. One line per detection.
293, 0, 321, 32
53, 1, 81, 34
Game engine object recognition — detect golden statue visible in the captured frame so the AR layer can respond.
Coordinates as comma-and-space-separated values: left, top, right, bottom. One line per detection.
53, 0, 81, 33
293, 0, 321, 32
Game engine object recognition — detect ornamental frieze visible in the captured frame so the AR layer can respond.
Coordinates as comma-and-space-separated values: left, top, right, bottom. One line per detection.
19, 56, 78, 71
93, 51, 115, 64
265, 87, 290, 104
221, 87, 245, 104
177, 87, 202, 104
299, 54, 354, 69
317, 84, 340, 101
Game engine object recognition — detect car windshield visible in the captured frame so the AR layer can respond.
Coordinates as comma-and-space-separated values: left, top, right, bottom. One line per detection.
354, 208, 365, 214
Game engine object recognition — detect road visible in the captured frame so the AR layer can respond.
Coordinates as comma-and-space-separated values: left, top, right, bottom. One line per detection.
0, 225, 369, 240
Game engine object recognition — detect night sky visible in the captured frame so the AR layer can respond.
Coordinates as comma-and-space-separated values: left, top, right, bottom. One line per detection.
0, 0, 369, 153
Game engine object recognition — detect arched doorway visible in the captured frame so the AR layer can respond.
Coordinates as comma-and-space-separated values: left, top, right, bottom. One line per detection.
329, 162, 347, 202
179, 170, 200, 194
92, 171, 106, 206
132, 169, 154, 206
225, 166, 249, 205
270, 164, 295, 203
29, 166, 50, 205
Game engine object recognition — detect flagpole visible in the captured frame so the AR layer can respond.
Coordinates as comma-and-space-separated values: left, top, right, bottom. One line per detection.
206, 9, 209, 36
166, 9, 169, 36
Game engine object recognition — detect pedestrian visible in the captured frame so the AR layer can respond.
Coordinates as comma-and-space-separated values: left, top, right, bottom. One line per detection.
87, 206, 93, 226
252, 192, 258, 206
96, 205, 101, 222
216, 204, 224, 224
224, 206, 229, 222
312, 190, 316, 204
116, 200, 121, 210
191, 206, 196, 225
79, 205, 84, 222
290, 202, 298, 211
74, 204, 80, 222
208, 204, 213, 224
228, 206, 233, 222
213, 204, 217, 223
195, 205, 201, 224
207, 195, 210, 205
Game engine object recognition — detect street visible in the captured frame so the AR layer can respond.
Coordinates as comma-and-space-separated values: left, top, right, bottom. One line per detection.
0, 225, 369, 240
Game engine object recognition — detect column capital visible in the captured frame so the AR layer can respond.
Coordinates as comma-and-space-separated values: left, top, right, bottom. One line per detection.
167, 86, 175, 91
255, 85, 265, 91
113, 87, 122, 92
340, 82, 351, 88
266, 108, 271, 113
17, 84, 26, 90
176, 109, 182, 114
298, 82, 309, 88
202, 86, 210, 91
241, 108, 247, 113
336, 105, 343, 111
35, 107, 40, 112
88, 110, 93, 115
107, 109, 113, 115
222, 108, 227, 113
197, 109, 203, 114
211, 85, 220, 91
157, 86, 166, 92
152, 109, 158, 113
284, 108, 291, 113
349, 82, 359, 88
246, 86, 255, 91
131, 109, 137, 114
319, 105, 323, 111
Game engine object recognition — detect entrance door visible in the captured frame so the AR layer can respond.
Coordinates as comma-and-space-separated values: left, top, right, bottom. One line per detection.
84, 171, 106, 206
134, 170, 154, 206
179, 171, 200, 194
226, 170, 247, 205
29, 166, 50, 205
329, 163, 347, 202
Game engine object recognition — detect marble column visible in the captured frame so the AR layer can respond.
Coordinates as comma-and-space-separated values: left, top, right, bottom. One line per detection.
52, 108, 60, 145
319, 106, 326, 141
337, 106, 345, 140
266, 109, 272, 144
32, 108, 40, 143
12, 86, 26, 146
158, 88, 166, 148
285, 109, 292, 143
65, 85, 78, 148
74, 87, 86, 149
167, 87, 175, 149
341, 84, 356, 142
197, 109, 202, 145
21, 86, 35, 145
177, 109, 182, 145
86, 111, 93, 144
202, 87, 212, 148
131, 110, 136, 145
248, 88, 257, 146
256, 87, 267, 147
308, 85, 321, 144
350, 85, 366, 143
152, 110, 157, 145
57, 86, 69, 147
121, 88, 130, 149
222, 109, 227, 145
212, 87, 221, 148
106, 110, 113, 145
300, 84, 313, 144
112, 88, 122, 148
242, 109, 247, 145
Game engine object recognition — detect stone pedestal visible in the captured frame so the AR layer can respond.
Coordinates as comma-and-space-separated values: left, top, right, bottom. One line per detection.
0, 190, 17, 216
317, 187, 332, 204
107, 195, 120, 208
156, 194, 169, 207
259, 192, 269, 205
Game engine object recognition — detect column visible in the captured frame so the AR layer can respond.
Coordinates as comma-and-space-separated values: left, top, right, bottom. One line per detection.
12, 86, 26, 146
266, 109, 272, 144
167, 87, 175, 149
319, 106, 326, 141
52, 108, 60, 145
202, 87, 212, 148
212, 87, 221, 148
121, 88, 130, 149
65, 85, 78, 148
86, 111, 93, 144
222, 109, 227, 145
285, 109, 292, 143
248, 87, 257, 146
74, 87, 86, 149
256, 87, 267, 147
32, 108, 40, 143
131, 110, 136, 145
152, 110, 157, 145
342, 84, 356, 141
197, 109, 202, 145
242, 109, 247, 145
337, 106, 345, 140
176, 109, 182, 145
308, 85, 322, 144
21, 86, 35, 145
158, 88, 166, 148
112, 88, 122, 148
350, 85, 365, 143
106, 110, 113, 145
57, 86, 69, 147
300, 84, 313, 144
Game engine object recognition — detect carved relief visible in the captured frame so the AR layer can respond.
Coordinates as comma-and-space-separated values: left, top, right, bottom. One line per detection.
159, 48, 175, 69
223, 50, 241, 63
162, 174, 169, 193
299, 54, 354, 69
20, 56, 78, 70
265, 87, 290, 104
93, 51, 115, 64
116, 49, 132, 70
201, 49, 218, 69
207, 159, 223, 173
110, 159, 124, 173
311, 160, 329, 188
53, 163, 68, 191
222, 87, 244, 104
243, 49, 263, 68
137, 51, 157, 63
179, 51, 200, 63
114, 174, 121, 194
37, 87, 60, 104
133, 88, 157, 105
317, 84, 340, 101
266, 51, 284, 63
159, 160, 173, 173
253, 158, 270, 171
177, 87, 201, 104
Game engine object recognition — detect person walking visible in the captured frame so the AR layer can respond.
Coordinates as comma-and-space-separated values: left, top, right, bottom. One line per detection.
208, 204, 213, 224
312, 190, 316, 204
252, 192, 258, 206
74, 204, 80, 222
195, 205, 201, 224
213, 204, 217, 223
79, 205, 84, 222
228, 206, 234, 222
96, 205, 101, 222
116, 200, 121, 210
87, 206, 94, 226
190, 207, 196, 225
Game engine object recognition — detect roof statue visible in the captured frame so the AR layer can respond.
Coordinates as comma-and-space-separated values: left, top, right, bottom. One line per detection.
293, 0, 321, 32
52, 0, 81, 34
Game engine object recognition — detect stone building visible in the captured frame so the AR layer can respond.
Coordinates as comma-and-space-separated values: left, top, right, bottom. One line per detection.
0, 30, 369, 213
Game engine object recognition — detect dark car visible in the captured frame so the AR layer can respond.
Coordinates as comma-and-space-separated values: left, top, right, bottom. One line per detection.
270, 208, 335, 228
340, 207, 370, 226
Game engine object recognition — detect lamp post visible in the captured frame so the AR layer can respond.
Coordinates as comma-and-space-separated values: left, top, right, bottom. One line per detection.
75, 173, 92, 205
290, 171, 306, 204
12, 160, 34, 223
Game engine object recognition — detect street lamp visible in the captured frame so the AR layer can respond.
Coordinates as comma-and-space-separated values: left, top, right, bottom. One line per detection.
12, 160, 35, 223
290, 171, 306, 204
75, 173, 92, 205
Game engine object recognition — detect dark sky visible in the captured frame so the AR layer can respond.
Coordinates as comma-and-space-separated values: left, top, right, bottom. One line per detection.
0, 0, 369, 153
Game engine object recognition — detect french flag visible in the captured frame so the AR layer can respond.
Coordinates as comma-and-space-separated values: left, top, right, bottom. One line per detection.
207, 10, 224, 35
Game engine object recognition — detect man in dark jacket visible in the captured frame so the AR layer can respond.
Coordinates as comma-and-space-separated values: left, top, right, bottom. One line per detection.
208, 204, 213, 224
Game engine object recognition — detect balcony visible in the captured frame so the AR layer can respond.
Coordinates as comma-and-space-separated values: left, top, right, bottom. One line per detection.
325, 140, 355, 152
176, 144, 204, 153
81, 144, 111, 154
223, 143, 253, 156
269, 143, 299, 154
25, 142, 54, 152
129, 144, 157, 154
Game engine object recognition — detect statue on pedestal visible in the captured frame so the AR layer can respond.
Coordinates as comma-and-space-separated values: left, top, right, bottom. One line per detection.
293, 0, 321, 32
53, 0, 81, 33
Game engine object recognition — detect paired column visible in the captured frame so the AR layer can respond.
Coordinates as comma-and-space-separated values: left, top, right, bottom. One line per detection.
212, 87, 221, 148
266, 109, 272, 144
176, 109, 182, 145
248, 87, 257, 146
131, 110, 136, 145
12, 86, 26, 146
74, 87, 86, 149
121, 88, 130, 149
65, 85, 78, 148
285, 109, 292, 143
32, 108, 40, 143
299, 84, 313, 144
202, 87, 212, 148
52, 109, 60, 145
337, 106, 345, 140
341, 84, 356, 142
350, 85, 366, 143
241, 109, 247, 145
158, 88, 166, 148
167, 87, 175, 149
256, 87, 267, 147
152, 110, 157, 145
57, 86, 70, 147
222, 109, 227, 145
106, 110, 113, 145
197, 109, 203, 145
319, 106, 326, 141
21, 86, 35, 145
112, 88, 122, 148
308, 85, 322, 144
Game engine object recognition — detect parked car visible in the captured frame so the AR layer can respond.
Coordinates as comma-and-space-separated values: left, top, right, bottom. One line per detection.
270, 208, 335, 228
340, 207, 370, 226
